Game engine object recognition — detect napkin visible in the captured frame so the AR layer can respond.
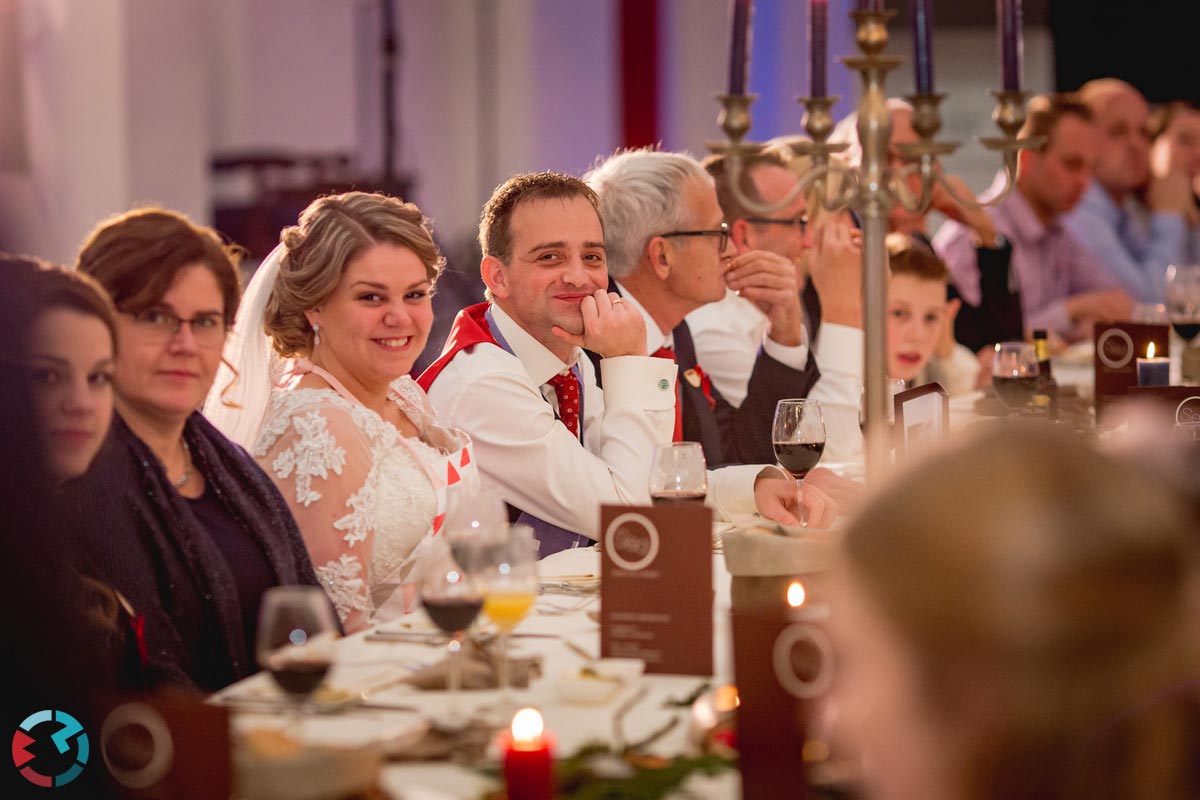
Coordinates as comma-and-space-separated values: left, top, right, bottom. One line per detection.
404, 636, 542, 691
380, 718, 496, 763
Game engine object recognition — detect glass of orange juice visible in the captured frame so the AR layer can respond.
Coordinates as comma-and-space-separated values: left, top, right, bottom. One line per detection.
482, 524, 539, 706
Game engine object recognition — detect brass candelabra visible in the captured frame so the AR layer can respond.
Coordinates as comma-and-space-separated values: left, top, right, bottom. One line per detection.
709, 8, 1042, 484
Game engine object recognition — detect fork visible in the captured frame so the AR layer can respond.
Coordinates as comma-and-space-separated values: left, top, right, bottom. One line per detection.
536, 595, 597, 616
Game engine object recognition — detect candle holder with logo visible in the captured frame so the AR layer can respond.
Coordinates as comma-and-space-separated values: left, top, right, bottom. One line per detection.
710, 8, 1042, 484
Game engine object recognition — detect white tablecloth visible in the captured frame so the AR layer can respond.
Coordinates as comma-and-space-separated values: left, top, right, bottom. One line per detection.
215, 547, 743, 799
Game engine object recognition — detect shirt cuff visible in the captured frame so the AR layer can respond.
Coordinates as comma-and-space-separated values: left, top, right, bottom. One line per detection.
760, 328, 810, 370
1150, 212, 1186, 244
707, 464, 765, 522
598, 355, 677, 411
815, 323, 864, 378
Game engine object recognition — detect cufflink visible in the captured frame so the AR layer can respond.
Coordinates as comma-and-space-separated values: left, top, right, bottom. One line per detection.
658, 378, 670, 391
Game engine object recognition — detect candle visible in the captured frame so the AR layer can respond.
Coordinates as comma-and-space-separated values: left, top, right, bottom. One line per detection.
808, 0, 828, 98
996, 0, 1022, 91
910, 0, 934, 94
727, 0, 753, 96
786, 580, 806, 609
503, 708, 554, 800
1136, 341, 1170, 387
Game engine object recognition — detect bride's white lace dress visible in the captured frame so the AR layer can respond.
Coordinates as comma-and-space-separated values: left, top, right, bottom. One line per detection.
253, 375, 477, 631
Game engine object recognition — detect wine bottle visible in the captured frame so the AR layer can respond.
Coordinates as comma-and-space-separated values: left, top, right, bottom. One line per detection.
1031, 329, 1058, 420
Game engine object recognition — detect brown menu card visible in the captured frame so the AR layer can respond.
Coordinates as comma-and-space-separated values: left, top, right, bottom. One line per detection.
599, 504, 713, 676
731, 605, 833, 800
1126, 386, 1200, 440
1094, 322, 1170, 420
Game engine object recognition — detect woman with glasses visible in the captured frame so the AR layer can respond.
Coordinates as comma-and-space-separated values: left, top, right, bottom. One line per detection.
64, 208, 320, 691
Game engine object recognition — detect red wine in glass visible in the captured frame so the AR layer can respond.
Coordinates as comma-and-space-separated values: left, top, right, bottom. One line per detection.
651, 491, 707, 505
269, 656, 332, 697
773, 440, 826, 480
1172, 321, 1200, 343
422, 596, 484, 634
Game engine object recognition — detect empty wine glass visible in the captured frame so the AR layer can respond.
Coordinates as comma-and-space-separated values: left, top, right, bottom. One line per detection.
858, 378, 908, 435
480, 525, 539, 713
420, 538, 486, 726
772, 399, 827, 486
991, 342, 1040, 412
648, 442, 708, 505
256, 586, 340, 728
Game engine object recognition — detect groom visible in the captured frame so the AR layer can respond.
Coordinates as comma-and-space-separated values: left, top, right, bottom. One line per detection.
420, 172, 835, 557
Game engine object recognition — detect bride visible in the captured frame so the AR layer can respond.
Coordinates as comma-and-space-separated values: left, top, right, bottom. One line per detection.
206, 192, 478, 632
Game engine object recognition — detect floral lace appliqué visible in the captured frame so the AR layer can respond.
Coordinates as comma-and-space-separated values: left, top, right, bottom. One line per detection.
314, 553, 369, 623
271, 410, 347, 506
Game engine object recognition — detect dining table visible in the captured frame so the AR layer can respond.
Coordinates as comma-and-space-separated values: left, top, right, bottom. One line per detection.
213, 336, 1191, 799
214, 543, 765, 800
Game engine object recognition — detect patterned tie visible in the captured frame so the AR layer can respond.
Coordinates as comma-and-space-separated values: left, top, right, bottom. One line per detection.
650, 346, 684, 442
546, 370, 581, 439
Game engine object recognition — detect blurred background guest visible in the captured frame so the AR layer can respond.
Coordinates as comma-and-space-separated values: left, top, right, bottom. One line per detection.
1066, 79, 1192, 304
832, 100, 1024, 362
208, 192, 477, 633
831, 424, 1200, 800
66, 209, 319, 692
1149, 100, 1200, 263
692, 144, 861, 408
0, 256, 123, 797
935, 93, 1131, 344
21, 262, 118, 483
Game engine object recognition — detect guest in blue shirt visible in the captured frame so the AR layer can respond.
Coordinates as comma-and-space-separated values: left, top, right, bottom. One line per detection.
1149, 101, 1200, 264
1064, 79, 1193, 304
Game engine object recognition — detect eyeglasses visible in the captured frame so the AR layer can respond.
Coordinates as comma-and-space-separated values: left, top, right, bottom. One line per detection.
660, 222, 730, 253
125, 309, 228, 349
744, 215, 809, 235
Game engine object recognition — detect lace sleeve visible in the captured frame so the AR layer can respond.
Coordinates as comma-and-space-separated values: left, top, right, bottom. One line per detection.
255, 394, 378, 632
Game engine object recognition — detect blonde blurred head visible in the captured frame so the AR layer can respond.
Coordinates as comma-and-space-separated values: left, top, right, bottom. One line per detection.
835, 424, 1200, 800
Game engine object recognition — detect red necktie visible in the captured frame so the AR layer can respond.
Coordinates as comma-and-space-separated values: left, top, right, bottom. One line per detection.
547, 370, 581, 439
650, 346, 684, 442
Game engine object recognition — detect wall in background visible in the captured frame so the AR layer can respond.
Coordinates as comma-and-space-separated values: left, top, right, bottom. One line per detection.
1, 0, 1055, 263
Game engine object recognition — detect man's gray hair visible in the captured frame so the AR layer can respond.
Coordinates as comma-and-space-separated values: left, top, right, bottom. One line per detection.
584, 149, 712, 278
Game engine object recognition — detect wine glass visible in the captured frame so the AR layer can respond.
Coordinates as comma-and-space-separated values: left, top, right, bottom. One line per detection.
648, 442, 708, 505
480, 525, 539, 711
772, 399, 827, 488
991, 342, 1040, 412
1166, 264, 1200, 343
420, 538, 486, 725
256, 586, 340, 727
858, 378, 908, 435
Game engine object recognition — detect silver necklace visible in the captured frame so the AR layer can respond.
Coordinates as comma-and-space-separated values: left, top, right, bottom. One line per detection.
173, 439, 193, 489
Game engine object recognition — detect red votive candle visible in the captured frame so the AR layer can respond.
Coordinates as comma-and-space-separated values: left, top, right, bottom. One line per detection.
503, 708, 554, 800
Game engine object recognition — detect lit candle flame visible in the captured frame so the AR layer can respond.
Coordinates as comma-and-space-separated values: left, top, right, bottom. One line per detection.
511, 707, 543, 742
787, 580, 806, 608
714, 684, 740, 712
1147, 341, 1156, 359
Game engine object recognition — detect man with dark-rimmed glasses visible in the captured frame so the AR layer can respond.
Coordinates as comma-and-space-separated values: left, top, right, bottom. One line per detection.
583, 148, 821, 467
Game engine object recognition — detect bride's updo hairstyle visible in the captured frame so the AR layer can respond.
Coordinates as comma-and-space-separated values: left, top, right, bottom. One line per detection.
264, 191, 445, 358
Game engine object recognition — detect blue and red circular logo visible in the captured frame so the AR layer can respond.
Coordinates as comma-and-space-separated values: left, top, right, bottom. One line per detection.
12, 709, 89, 787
